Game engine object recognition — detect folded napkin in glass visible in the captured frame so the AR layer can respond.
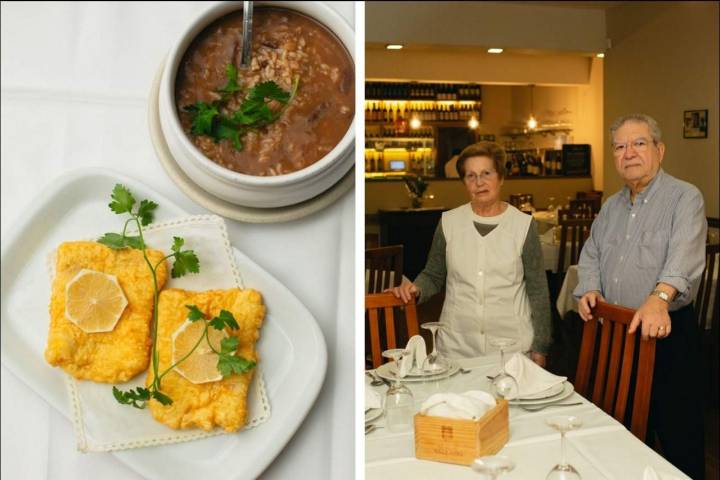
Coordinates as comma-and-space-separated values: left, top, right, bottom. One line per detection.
365, 388, 382, 410
505, 352, 567, 399
398, 335, 427, 377
419, 391, 496, 420
643, 466, 687, 480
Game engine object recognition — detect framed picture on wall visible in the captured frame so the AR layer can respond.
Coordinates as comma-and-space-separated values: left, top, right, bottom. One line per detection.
683, 109, 708, 139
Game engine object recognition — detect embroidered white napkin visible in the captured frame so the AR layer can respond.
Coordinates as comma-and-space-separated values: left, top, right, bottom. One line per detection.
398, 335, 427, 377
48, 215, 271, 452
642, 466, 686, 480
420, 390, 496, 420
365, 388, 382, 410
505, 352, 566, 399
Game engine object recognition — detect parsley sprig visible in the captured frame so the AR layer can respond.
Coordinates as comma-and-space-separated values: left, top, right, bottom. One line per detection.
99, 184, 201, 408
182, 64, 299, 151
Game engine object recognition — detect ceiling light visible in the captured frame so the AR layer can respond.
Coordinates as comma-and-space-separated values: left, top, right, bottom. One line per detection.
468, 116, 479, 130
526, 84, 537, 130
596, 53, 605, 58
386, 44, 403, 50
487, 48, 503, 54
409, 116, 422, 129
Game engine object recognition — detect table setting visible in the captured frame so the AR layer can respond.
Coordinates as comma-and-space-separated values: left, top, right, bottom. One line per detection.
364, 330, 690, 479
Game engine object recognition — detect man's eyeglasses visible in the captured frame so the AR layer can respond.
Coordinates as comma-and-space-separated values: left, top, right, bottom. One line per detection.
612, 138, 657, 156
464, 170, 497, 183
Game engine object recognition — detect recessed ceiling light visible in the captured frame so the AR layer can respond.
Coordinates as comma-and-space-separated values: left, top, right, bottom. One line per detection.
386, 44, 403, 50
596, 53, 605, 58
488, 48, 503, 54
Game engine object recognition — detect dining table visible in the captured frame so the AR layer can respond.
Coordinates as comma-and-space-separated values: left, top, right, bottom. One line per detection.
365, 355, 690, 479
1, 2, 355, 479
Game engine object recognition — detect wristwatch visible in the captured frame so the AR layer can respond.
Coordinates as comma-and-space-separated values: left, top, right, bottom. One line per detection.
650, 289, 671, 303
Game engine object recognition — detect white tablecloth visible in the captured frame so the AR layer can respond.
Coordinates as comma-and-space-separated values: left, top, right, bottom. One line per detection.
1, 2, 355, 479
365, 356, 689, 479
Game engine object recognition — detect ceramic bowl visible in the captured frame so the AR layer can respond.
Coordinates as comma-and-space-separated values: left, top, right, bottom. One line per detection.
159, 1, 355, 208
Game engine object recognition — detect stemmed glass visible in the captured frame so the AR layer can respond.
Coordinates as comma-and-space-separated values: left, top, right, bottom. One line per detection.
421, 322, 450, 375
382, 348, 415, 433
487, 336, 519, 400
472, 455, 516, 479
546, 415, 583, 479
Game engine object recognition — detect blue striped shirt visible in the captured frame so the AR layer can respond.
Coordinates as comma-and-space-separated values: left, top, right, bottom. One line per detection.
574, 169, 707, 310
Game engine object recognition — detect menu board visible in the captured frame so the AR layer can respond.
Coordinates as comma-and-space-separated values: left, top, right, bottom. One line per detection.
562, 144, 591, 176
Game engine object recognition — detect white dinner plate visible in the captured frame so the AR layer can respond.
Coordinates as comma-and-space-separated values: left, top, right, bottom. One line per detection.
403, 364, 449, 377
517, 381, 565, 400
509, 382, 575, 405
0, 168, 327, 480
376, 361, 460, 383
365, 408, 383, 424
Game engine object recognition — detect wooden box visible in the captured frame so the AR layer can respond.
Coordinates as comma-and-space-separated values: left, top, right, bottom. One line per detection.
414, 399, 509, 466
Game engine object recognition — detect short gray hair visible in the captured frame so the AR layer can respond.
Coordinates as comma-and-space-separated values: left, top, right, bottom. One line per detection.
609, 114, 663, 143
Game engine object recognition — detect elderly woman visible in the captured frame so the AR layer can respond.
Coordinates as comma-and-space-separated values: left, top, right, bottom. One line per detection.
389, 142, 552, 366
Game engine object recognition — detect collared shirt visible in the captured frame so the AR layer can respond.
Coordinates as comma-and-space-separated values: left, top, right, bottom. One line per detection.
574, 169, 707, 310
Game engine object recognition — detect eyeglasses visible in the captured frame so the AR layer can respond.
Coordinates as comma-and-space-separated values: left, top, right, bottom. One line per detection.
464, 170, 497, 183
612, 138, 657, 156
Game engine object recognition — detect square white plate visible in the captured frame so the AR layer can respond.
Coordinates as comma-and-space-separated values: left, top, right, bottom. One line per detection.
0, 167, 327, 480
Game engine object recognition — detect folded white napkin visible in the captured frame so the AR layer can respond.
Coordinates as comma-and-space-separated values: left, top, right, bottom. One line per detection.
420, 390, 496, 420
398, 335, 427, 377
540, 226, 556, 244
642, 466, 686, 480
365, 388, 382, 410
504, 352, 566, 399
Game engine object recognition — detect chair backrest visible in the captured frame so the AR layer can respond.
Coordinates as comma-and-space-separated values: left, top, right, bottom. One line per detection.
696, 243, 719, 332
570, 198, 600, 216
365, 245, 404, 293
556, 209, 594, 274
575, 302, 656, 442
365, 293, 419, 368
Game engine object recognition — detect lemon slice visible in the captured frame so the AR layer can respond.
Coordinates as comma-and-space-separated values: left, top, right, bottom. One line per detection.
65, 269, 128, 333
172, 319, 228, 384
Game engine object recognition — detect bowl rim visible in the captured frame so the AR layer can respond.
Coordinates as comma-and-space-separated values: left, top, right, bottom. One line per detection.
161, 0, 356, 187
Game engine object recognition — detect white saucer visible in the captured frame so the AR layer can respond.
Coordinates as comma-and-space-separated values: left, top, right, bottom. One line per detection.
509, 382, 575, 405
376, 361, 460, 383
147, 61, 355, 224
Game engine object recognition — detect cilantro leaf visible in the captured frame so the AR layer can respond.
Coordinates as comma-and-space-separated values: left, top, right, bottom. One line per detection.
184, 101, 219, 136
220, 336, 240, 354
171, 251, 199, 278
98, 233, 143, 250
217, 354, 256, 377
214, 116, 243, 150
171, 236, 184, 253
186, 304, 205, 322
152, 390, 173, 406
248, 81, 291, 104
217, 63, 241, 96
137, 199, 158, 226
209, 310, 239, 330
109, 184, 135, 214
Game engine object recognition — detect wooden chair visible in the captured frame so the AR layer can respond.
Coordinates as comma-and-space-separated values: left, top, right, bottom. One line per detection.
556, 209, 594, 274
575, 301, 657, 442
365, 245, 403, 293
570, 198, 600, 216
696, 243, 720, 332
366, 292, 419, 368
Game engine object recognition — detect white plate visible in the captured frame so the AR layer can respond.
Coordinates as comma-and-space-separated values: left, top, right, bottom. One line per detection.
509, 382, 575, 406
365, 408, 383, 424
517, 382, 565, 400
0, 167, 327, 480
376, 361, 460, 382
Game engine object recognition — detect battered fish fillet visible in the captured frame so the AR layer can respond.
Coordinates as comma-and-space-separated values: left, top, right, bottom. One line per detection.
147, 288, 265, 432
45, 241, 168, 383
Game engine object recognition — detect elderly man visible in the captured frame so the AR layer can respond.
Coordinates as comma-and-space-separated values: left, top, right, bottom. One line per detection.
574, 114, 707, 479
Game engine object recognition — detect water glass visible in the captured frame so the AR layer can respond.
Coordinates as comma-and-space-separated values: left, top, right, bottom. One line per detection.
472, 455, 516, 479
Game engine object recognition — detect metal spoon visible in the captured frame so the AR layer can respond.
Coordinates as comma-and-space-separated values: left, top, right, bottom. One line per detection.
240, 1, 254, 69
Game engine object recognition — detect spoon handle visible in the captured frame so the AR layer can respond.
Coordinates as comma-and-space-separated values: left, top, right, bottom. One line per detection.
241, 1, 254, 68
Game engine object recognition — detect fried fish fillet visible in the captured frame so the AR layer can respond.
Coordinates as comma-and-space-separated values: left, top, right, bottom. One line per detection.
45, 241, 167, 383
147, 288, 265, 432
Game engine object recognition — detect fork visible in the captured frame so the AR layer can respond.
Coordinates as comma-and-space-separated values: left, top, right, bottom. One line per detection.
518, 402, 583, 412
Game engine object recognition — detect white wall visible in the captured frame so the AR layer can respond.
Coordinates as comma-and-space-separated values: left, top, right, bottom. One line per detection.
605, 1, 719, 216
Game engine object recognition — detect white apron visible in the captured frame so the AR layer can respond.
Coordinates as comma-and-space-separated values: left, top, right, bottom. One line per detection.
436, 203, 534, 359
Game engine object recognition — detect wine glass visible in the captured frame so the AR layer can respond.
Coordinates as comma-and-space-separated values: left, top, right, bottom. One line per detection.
487, 336, 519, 400
421, 322, 450, 375
382, 348, 415, 433
471, 455, 516, 479
547, 196, 556, 213
546, 415, 583, 479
